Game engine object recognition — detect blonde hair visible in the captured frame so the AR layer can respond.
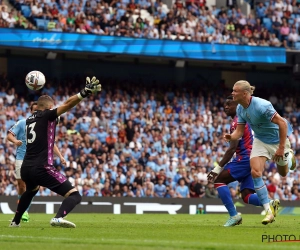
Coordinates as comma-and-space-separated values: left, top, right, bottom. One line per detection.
37, 95, 54, 110
234, 80, 255, 95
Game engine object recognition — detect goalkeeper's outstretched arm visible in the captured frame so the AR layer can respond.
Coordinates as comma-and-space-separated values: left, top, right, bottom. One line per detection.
57, 77, 101, 116
57, 95, 82, 116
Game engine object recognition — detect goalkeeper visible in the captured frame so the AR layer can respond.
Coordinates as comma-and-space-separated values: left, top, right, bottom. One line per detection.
207, 96, 279, 227
10, 77, 101, 228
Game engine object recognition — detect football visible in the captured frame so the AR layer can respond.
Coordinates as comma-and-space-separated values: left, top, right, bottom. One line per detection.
25, 70, 46, 91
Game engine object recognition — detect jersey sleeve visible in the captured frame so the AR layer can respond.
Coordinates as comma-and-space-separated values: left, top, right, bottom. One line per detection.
8, 120, 21, 137
236, 106, 246, 124
45, 108, 58, 121
259, 102, 277, 121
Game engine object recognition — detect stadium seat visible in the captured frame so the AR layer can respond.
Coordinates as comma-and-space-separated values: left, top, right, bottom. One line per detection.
35, 19, 49, 31
21, 5, 31, 18
295, 42, 300, 50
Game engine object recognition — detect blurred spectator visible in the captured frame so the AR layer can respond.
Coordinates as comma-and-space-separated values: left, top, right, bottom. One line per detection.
2, 0, 299, 49
196, 204, 205, 214
205, 182, 218, 198
154, 177, 166, 197
175, 178, 190, 198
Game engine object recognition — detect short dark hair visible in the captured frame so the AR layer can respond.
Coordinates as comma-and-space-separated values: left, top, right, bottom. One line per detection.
37, 95, 54, 109
30, 101, 38, 112
226, 95, 233, 100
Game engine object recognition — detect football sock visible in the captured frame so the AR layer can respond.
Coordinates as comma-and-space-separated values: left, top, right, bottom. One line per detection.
18, 194, 33, 212
26, 198, 33, 212
13, 189, 38, 224
55, 191, 82, 218
253, 177, 270, 211
243, 193, 263, 206
215, 183, 237, 217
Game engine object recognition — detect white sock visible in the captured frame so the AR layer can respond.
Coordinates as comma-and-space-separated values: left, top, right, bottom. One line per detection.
263, 203, 271, 212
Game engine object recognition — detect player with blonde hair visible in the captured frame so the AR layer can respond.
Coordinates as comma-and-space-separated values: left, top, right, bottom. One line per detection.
224, 80, 295, 225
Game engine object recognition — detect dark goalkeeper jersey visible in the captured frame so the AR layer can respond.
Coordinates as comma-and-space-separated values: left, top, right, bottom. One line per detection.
22, 109, 58, 167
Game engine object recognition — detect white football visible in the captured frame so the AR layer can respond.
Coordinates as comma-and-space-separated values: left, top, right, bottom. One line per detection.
25, 71, 46, 91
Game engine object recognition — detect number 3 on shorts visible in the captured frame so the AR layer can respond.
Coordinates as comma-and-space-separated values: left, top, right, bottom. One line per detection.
26, 122, 36, 143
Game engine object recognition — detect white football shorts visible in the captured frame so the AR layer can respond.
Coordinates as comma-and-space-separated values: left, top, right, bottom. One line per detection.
250, 138, 291, 166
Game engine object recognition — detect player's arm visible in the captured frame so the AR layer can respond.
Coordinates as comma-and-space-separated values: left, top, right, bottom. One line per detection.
53, 144, 66, 165
7, 132, 23, 146
224, 124, 245, 142
57, 77, 101, 116
207, 140, 239, 182
271, 113, 287, 161
219, 140, 239, 168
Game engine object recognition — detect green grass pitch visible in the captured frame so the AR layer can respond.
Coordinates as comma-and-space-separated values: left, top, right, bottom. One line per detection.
1, 214, 300, 250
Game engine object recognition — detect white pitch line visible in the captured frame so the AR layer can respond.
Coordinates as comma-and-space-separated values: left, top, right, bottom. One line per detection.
1, 235, 300, 249
0, 235, 72, 241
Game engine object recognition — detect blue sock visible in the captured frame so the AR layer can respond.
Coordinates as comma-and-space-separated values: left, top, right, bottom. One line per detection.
215, 184, 237, 217
244, 193, 263, 206
253, 177, 269, 206
26, 199, 33, 212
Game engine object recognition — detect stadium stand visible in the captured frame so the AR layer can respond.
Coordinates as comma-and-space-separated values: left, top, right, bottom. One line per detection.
0, 0, 300, 49
0, 73, 300, 200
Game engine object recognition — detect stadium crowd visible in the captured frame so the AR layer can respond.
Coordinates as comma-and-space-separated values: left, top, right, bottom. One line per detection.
1, 0, 300, 48
0, 73, 300, 201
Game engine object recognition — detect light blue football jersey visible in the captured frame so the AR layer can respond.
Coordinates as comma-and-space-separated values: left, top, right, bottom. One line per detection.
9, 119, 26, 160
236, 96, 293, 144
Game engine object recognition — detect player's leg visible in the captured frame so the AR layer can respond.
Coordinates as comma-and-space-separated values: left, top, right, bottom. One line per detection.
10, 184, 39, 227
250, 139, 275, 224
17, 179, 30, 222
241, 189, 258, 204
15, 160, 33, 222
51, 183, 81, 220
16, 160, 26, 202
240, 173, 262, 207
17, 179, 26, 201
240, 176, 280, 215
39, 165, 81, 228
241, 187, 280, 217
250, 156, 275, 224
214, 167, 242, 227
10, 164, 39, 227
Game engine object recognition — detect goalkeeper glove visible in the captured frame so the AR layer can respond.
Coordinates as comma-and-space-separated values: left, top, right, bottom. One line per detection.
78, 76, 101, 100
